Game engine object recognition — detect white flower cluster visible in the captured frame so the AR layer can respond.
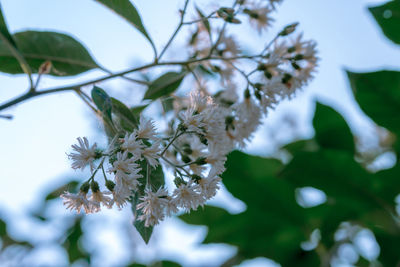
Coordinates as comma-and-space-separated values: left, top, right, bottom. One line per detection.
62, 0, 318, 229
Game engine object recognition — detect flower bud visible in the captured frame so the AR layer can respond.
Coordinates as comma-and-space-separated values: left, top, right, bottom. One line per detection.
195, 157, 207, 165
80, 181, 90, 194
90, 180, 100, 193
105, 180, 115, 191
279, 22, 298, 36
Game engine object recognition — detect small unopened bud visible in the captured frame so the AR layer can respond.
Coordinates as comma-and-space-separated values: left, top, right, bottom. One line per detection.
225, 116, 234, 125
90, 181, 100, 193
80, 181, 90, 194
279, 22, 298, 36
264, 70, 272, 79
174, 177, 186, 187
281, 73, 293, 84
257, 63, 266, 71
182, 155, 191, 163
255, 90, 262, 100
191, 174, 202, 183
291, 62, 301, 70
244, 88, 251, 99
287, 46, 296, 53
39, 61, 52, 74
105, 180, 115, 191
254, 83, 263, 90
199, 135, 208, 145
183, 147, 193, 155
94, 149, 103, 159
195, 157, 207, 165
294, 54, 304, 61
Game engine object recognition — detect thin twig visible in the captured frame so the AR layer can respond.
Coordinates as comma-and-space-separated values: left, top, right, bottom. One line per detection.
158, 0, 190, 60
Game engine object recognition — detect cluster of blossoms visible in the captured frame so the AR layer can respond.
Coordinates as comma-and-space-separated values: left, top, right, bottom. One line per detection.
61, 0, 318, 229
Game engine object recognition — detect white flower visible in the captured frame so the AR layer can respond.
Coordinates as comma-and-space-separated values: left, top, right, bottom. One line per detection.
137, 116, 158, 140
68, 137, 98, 171
246, 6, 274, 34
107, 182, 131, 210
121, 132, 144, 157
179, 109, 206, 134
172, 180, 204, 211
109, 151, 141, 182
90, 190, 113, 209
142, 140, 162, 168
188, 90, 213, 113
199, 176, 221, 200
137, 188, 169, 227
61, 191, 94, 214
165, 196, 179, 216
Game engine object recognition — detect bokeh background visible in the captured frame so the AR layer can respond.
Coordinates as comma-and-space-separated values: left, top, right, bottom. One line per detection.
0, 0, 399, 266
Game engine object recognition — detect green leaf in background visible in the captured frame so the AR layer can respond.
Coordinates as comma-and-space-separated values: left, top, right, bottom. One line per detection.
91, 86, 113, 122
62, 217, 91, 264
347, 71, 400, 153
313, 102, 354, 153
131, 104, 149, 117
369, 0, 400, 44
111, 97, 139, 131
94, 0, 155, 51
0, 31, 99, 76
0, 3, 16, 47
144, 72, 186, 100
180, 151, 320, 266
195, 6, 211, 35
131, 159, 165, 244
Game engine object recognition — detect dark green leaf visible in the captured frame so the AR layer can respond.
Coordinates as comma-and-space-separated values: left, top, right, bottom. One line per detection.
91, 86, 113, 122
195, 6, 211, 35
347, 71, 400, 152
0, 218, 6, 237
45, 181, 80, 201
369, 0, 400, 44
0, 31, 99, 76
181, 151, 319, 266
62, 217, 90, 263
131, 104, 149, 117
94, 0, 154, 48
313, 102, 354, 153
160, 96, 174, 114
144, 72, 186, 100
131, 159, 165, 244
0, 3, 16, 47
111, 97, 138, 131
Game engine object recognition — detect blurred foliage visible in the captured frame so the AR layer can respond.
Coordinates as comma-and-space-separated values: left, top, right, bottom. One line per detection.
369, 0, 400, 44
178, 1, 400, 266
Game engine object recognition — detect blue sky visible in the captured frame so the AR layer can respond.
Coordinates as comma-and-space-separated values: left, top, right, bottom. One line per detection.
0, 0, 399, 265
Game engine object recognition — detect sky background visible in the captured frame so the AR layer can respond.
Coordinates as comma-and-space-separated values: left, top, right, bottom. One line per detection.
0, 0, 399, 266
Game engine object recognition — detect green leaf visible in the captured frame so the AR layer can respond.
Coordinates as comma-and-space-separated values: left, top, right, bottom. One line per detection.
91, 86, 113, 122
62, 217, 90, 264
195, 6, 211, 35
0, 31, 99, 76
131, 104, 149, 117
181, 151, 320, 266
45, 181, 80, 201
369, 0, 400, 44
313, 102, 354, 153
347, 71, 400, 152
144, 72, 186, 100
0, 3, 16, 47
94, 0, 154, 48
111, 97, 139, 131
131, 159, 165, 244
